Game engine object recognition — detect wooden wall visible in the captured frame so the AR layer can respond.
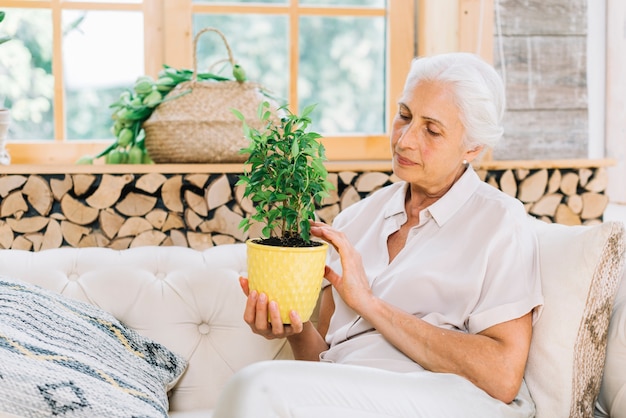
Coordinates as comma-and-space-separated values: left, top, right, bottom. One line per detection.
493, 0, 589, 160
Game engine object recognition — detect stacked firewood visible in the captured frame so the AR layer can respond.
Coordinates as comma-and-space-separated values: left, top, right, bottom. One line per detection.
0, 166, 609, 251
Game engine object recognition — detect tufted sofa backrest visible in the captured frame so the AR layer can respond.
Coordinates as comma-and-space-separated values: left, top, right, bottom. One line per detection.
0, 244, 292, 412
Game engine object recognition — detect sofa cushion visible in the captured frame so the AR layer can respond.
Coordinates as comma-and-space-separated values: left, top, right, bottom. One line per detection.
525, 219, 626, 418
0, 275, 187, 418
595, 268, 626, 418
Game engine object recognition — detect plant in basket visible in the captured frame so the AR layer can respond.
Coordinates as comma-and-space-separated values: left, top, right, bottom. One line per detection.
76, 27, 273, 165
234, 101, 335, 324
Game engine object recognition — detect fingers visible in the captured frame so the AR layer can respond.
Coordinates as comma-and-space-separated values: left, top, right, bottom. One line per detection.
324, 265, 342, 287
242, 290, 303, 339
239, 276, 250, 296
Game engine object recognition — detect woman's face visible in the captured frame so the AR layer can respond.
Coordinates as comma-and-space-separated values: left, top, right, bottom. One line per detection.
390, 80, 481, 194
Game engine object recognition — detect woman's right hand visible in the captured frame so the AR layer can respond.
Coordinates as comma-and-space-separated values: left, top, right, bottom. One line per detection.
239, 277, 304, 340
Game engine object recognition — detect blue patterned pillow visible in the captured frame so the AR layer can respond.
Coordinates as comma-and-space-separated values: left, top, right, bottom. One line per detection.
0, 276, 187, 417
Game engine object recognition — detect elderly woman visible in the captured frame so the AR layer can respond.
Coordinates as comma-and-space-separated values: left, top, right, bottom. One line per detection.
213, 52, 544, 417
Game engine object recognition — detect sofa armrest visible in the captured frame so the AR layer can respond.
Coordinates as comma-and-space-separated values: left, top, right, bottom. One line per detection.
596, 270, 626, 418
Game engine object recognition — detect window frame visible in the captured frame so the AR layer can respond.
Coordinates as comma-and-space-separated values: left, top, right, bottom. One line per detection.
4, 0, 416, 164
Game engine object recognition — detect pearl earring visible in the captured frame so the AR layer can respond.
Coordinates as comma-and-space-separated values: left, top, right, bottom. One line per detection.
462, 159, 468, 165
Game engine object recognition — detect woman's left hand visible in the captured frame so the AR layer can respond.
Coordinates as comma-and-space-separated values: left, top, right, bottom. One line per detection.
310, 221, 375, 314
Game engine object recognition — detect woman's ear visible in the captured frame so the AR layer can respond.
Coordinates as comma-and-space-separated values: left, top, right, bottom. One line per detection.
465, 145, 484, 163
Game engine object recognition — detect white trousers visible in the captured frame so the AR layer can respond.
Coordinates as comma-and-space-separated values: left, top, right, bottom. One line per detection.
212, 360, 536, 418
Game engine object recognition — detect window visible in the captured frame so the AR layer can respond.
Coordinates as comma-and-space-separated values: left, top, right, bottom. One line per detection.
0, 0, 415, 164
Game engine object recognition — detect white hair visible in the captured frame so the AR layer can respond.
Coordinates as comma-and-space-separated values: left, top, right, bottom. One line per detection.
405, 52, 506, 150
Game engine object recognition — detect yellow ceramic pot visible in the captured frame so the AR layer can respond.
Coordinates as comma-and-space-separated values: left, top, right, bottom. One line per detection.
246, 239, 328, 324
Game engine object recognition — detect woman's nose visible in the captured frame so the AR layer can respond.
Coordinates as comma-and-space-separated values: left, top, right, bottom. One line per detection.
396, 125, 420, 149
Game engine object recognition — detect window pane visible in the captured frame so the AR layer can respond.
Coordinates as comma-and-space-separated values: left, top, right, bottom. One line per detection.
300, 0, 385, 6
192, 15, 288, 102
0, 9, 53, 140
65, 0, 141, 2
299, 16, 385, 134
63, 10, 144, 140
194, 0, 286, 4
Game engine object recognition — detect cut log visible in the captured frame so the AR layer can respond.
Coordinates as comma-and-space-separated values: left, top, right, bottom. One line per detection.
187, 231, 213, 250
130, 230, 167, 247
169, 229, 188, 247
584, 168, 609, 193
234, 184, 255, 214
50, 175, 73, 201
213, 234, 236, 246
316, 204, 340, 225
22, 175, 53, 216
99, 208, 125, 240
321, 173, 340, 206
86, 174, 134, 209
0, 191, 28, 218
61, 194, 99, 225
115, 192, 157, 217
162, 175, 184, 213
161, 212, 185, 232
581, 192, 609, 220
518, 169, 548, 203
73, 174, 96, 196
25, 233, 43, 252
579, 168, 593, 187
205, 174, 231, 210
340, 186, 361, 211
61, 220, 91, 247
185, 173, 210, 189
547, 169, 562, 194
559, 172, 579, 196
186, 190, 209, 217
118, 217, 154, 238
355, 172, 389, 192
136, 172, 167, 194
529, 193, 563, 217
11, 236, 32, 251
199, 205, 246, 242
184, 208, 204, 231
0, 175, 27, 198
0, 221, 14, 249
78, 232, 109, 248
554, 203, 582, 225
567, 194, 583, 214
107, 237, 133, 250
145, 209, 168, 229
339, 171, 357, 185
162, 212, 185, 232
499, 170, 517, 198
41, 219, 63, 250
515, 168, 530, 181
7, 217, 49, 234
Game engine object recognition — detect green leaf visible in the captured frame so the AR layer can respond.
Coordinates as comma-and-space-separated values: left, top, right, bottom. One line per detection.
231, 108, 245, 121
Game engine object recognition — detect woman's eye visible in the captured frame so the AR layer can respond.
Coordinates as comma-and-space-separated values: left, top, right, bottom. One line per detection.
398, 112, 411, 121
426, 125, 441, 137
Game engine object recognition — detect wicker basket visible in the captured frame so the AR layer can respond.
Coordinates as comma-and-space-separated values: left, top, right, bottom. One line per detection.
144, 28, 273, 164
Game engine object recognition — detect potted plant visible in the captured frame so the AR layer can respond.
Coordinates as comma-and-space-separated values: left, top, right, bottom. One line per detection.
0, 10, 12, 165
234, 101, 335, 324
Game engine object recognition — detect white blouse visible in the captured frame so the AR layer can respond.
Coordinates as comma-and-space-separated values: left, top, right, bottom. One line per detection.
320, 165, 544, 373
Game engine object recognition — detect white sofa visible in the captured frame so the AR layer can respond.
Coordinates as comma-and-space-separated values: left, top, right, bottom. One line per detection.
0, 219, 624, 418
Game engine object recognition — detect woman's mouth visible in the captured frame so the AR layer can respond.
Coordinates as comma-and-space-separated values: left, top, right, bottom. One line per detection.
395, 154, 416, 166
